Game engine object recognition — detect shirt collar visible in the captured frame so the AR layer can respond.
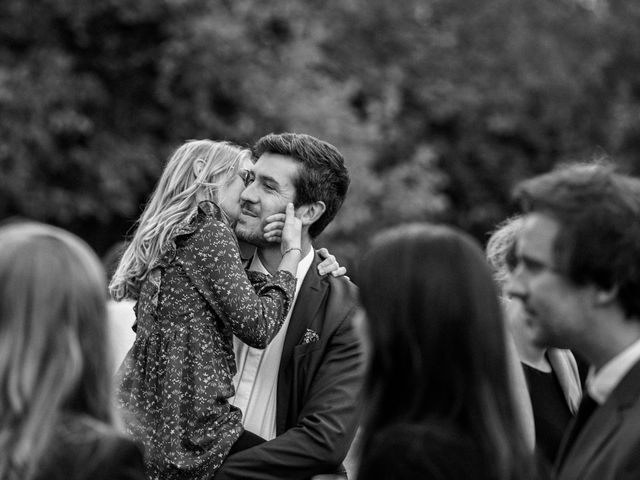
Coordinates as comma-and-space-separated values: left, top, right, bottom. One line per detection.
586, 337, 640, 404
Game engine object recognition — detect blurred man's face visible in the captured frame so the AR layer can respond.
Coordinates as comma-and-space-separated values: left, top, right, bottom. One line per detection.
235, 153, 299, 247
506, 213, 593, 351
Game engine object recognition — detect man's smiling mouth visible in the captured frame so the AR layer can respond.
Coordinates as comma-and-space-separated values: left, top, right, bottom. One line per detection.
240, 207, 257, 217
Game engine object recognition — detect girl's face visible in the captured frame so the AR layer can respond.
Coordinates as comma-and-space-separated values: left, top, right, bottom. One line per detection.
218, 156, 253, 224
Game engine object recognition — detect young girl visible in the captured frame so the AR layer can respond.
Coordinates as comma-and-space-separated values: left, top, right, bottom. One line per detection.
109, 140, 302, 479
0, 222, 145, 480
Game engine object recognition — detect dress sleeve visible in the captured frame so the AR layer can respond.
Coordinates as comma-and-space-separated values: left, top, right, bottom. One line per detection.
177, 216, 296, 348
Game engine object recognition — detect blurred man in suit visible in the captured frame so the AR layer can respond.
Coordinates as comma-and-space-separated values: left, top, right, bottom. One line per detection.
508, 162, 640, 480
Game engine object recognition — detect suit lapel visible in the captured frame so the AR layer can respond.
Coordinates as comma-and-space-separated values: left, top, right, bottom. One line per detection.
556, 359, 640, 479
280, 255, 325, 371
276, 254, 327, 433
557, 399, 621, 480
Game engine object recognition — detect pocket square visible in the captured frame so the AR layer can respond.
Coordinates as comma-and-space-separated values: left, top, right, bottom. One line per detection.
302, 328, 320, 344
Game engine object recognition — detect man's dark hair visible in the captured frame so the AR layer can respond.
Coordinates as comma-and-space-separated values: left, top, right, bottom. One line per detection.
513, 162, 640, 319
254, 133, 350, 238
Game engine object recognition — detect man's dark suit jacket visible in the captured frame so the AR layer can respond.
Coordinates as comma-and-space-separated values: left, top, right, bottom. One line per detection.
216, 253, 365, 480
554, 359, 640, 480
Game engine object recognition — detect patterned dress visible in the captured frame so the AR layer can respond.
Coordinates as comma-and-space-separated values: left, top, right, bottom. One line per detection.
116, 201, 295, 480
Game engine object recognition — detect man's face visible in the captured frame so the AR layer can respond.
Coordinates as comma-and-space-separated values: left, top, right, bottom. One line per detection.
235, 152, 299, 247
506, 213, 593, 351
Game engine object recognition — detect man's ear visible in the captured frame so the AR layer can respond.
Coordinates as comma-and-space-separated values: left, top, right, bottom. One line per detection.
297, 201, 326, 227
594, 284, 619, 307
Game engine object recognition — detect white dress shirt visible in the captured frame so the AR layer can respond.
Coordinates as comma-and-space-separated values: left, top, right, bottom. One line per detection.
229, 248, 314, 440
586, 337, 640, 405
107, 298, 137, 373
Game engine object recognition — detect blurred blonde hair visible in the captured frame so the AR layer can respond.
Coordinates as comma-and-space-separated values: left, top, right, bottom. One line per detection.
486, 215, 525, 292
109, 140, 250, 300
0, 222, 111, 480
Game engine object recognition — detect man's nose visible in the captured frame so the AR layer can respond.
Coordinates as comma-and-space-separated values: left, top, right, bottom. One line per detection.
240, 182, 257, 203
505, 266, 527, 301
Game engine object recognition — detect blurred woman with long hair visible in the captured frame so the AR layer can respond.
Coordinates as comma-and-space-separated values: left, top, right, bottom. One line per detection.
356, 223, 539, 480
109, 140, 303, 479
0, 222, 145, 480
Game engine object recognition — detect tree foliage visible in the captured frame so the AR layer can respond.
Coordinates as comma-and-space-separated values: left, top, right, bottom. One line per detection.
1, 0, 639, 259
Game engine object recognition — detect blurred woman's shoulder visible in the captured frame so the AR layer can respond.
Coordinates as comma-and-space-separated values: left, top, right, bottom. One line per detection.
358, 420, 489, 480
35, 414, 145, 480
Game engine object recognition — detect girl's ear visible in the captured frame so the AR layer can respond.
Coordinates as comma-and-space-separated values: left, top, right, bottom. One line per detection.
297, 201, 326, 227
193, 157, 206, 179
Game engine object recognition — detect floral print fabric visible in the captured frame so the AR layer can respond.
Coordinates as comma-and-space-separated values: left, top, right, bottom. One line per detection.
116, 201, 295, 480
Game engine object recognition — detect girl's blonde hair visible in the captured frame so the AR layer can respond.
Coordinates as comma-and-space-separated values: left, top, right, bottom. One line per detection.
0, 222, 112, 480
109, 140, 250, 300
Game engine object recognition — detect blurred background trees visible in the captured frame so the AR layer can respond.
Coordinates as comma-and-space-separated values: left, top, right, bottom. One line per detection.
1, 0, 639, 266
